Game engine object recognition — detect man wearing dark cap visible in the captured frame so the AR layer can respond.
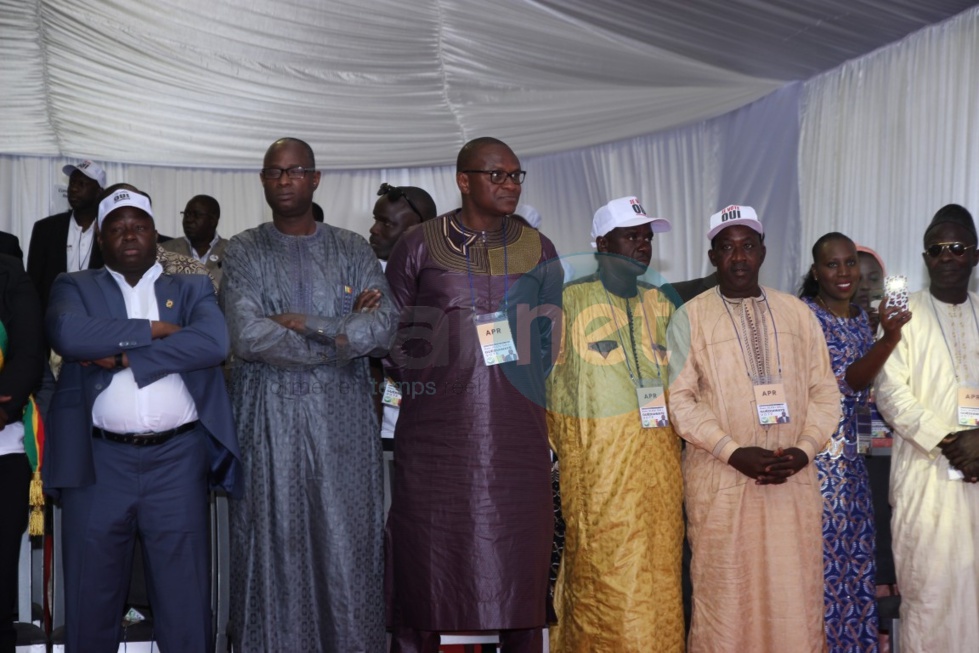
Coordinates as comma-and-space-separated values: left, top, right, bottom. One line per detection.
28, 160, 107, 314
44, 186, 240, 653
876, 203, 979, 652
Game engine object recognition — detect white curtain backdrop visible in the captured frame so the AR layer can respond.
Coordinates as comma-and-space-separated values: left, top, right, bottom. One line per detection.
0, 0, 781, 168
4, 5, 979, 297
0, 83, 800, 292
800, 6, 979, 293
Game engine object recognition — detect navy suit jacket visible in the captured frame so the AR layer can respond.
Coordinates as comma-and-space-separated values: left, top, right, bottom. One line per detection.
43, 268, 241, 497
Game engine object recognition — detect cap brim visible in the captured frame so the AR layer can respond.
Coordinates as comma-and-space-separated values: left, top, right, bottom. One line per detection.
707, 219, 764, 241
62, 164, 78, 177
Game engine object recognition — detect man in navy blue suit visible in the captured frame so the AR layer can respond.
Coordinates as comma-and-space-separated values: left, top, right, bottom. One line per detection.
43, 186, 240, 653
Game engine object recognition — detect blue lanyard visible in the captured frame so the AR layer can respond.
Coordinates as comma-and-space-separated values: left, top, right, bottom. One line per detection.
461, 216, 509, 314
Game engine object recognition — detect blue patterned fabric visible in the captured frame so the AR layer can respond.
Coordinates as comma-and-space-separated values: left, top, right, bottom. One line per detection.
803, 297, 879, 653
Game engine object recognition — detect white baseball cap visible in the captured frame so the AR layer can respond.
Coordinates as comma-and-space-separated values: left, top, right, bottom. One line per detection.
707, 204, 763, 240
62, 160, 107, 189
97, 189, 154, 229
590, 196, 671, 247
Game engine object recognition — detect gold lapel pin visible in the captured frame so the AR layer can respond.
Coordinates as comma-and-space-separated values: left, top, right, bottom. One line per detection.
166, 299, 174, 308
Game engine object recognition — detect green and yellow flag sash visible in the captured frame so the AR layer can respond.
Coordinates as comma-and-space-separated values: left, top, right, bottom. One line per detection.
0, 321, 44, 536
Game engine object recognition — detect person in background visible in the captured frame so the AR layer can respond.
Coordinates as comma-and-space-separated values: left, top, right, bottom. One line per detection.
0, 232, 23, 263
369, 183, 437, 263
876, 203, 979, 652
28, 160, 106, 314
365, 182, 436, 447
162, 194, 227, 288
667, 205, 841, 653
0, 255, 45, 653
547, 196, 682, 652
855, 245, 886, 331
798, 232, 910, 652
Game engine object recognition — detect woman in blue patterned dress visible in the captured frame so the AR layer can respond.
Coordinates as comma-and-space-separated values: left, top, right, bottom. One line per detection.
799, 233, 911, 652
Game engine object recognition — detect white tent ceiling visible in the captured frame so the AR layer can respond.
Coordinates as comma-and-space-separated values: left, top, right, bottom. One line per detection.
2, 0, 976, 170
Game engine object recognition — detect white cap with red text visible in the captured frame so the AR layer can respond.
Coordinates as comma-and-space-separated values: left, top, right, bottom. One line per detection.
707, 204, 763, 240
590, 196, 671, 247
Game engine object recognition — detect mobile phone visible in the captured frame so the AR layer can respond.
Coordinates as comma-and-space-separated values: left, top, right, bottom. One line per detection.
883, 275, 909, 311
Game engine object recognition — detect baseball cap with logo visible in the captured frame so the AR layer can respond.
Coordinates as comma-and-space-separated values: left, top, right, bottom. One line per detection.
97, 189, 154, 229
707, 204, 763, 240
62, 160, 107, 189
590, 196, 671, 248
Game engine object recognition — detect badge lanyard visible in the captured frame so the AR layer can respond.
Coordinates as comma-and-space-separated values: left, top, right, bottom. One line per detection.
930, 294, 979, 429
930, 293, 979, 383
719, 288, 790, 425
718, 287, 782, 382
603, 284, 669, 428
461, 217, 518, 366
462, 217, 509, 315
601, 285, 665, 385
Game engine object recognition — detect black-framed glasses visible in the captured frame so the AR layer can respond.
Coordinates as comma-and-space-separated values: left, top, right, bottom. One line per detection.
260, 166, 314, 180
462, 169, 526, 185
377, 183, 423, 221
924, 242, 976, 258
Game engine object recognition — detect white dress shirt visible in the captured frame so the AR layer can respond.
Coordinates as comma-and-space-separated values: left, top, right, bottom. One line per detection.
66, 213, 96, 273
183, 233, 221, 264
91, 262, 199, 433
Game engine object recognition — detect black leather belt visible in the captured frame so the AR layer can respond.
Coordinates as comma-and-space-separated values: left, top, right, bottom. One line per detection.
92, 420, 199, 446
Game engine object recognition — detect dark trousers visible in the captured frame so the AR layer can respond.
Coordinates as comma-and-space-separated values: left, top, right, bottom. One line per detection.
391, 627, 543, 653
0, 454, 30, 653
61, 428, 211, 653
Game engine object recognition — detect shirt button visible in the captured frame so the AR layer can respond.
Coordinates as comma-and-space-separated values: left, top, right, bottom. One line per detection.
95, 384, 103, 390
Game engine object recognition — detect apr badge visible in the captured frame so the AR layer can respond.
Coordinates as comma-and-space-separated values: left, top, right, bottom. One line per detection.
754, 382, 790, 425
958, 386, 979, 426
637, 382, 668, 429
474, 311, 518, 366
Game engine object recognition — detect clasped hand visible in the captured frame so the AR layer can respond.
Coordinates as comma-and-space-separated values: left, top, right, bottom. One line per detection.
728, 446, 809, 485
940, 429, 979, 483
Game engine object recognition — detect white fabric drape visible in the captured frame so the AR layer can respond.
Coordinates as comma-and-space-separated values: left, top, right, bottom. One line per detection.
0, 84, 800, 292
4, 4, 979, 297
801, 6, 979, 293
0, 0, 781, 169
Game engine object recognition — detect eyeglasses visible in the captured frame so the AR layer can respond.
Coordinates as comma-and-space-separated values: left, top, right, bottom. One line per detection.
377, 183, 423, 221
180, 210, 212, 220
924, 242, 976, 258
260, 166, 314, 180
462, 169, 526, 185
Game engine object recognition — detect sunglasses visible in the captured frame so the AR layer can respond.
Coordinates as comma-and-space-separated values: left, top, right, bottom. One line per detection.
924, 242, 976, 258
377, 183, 423, 221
